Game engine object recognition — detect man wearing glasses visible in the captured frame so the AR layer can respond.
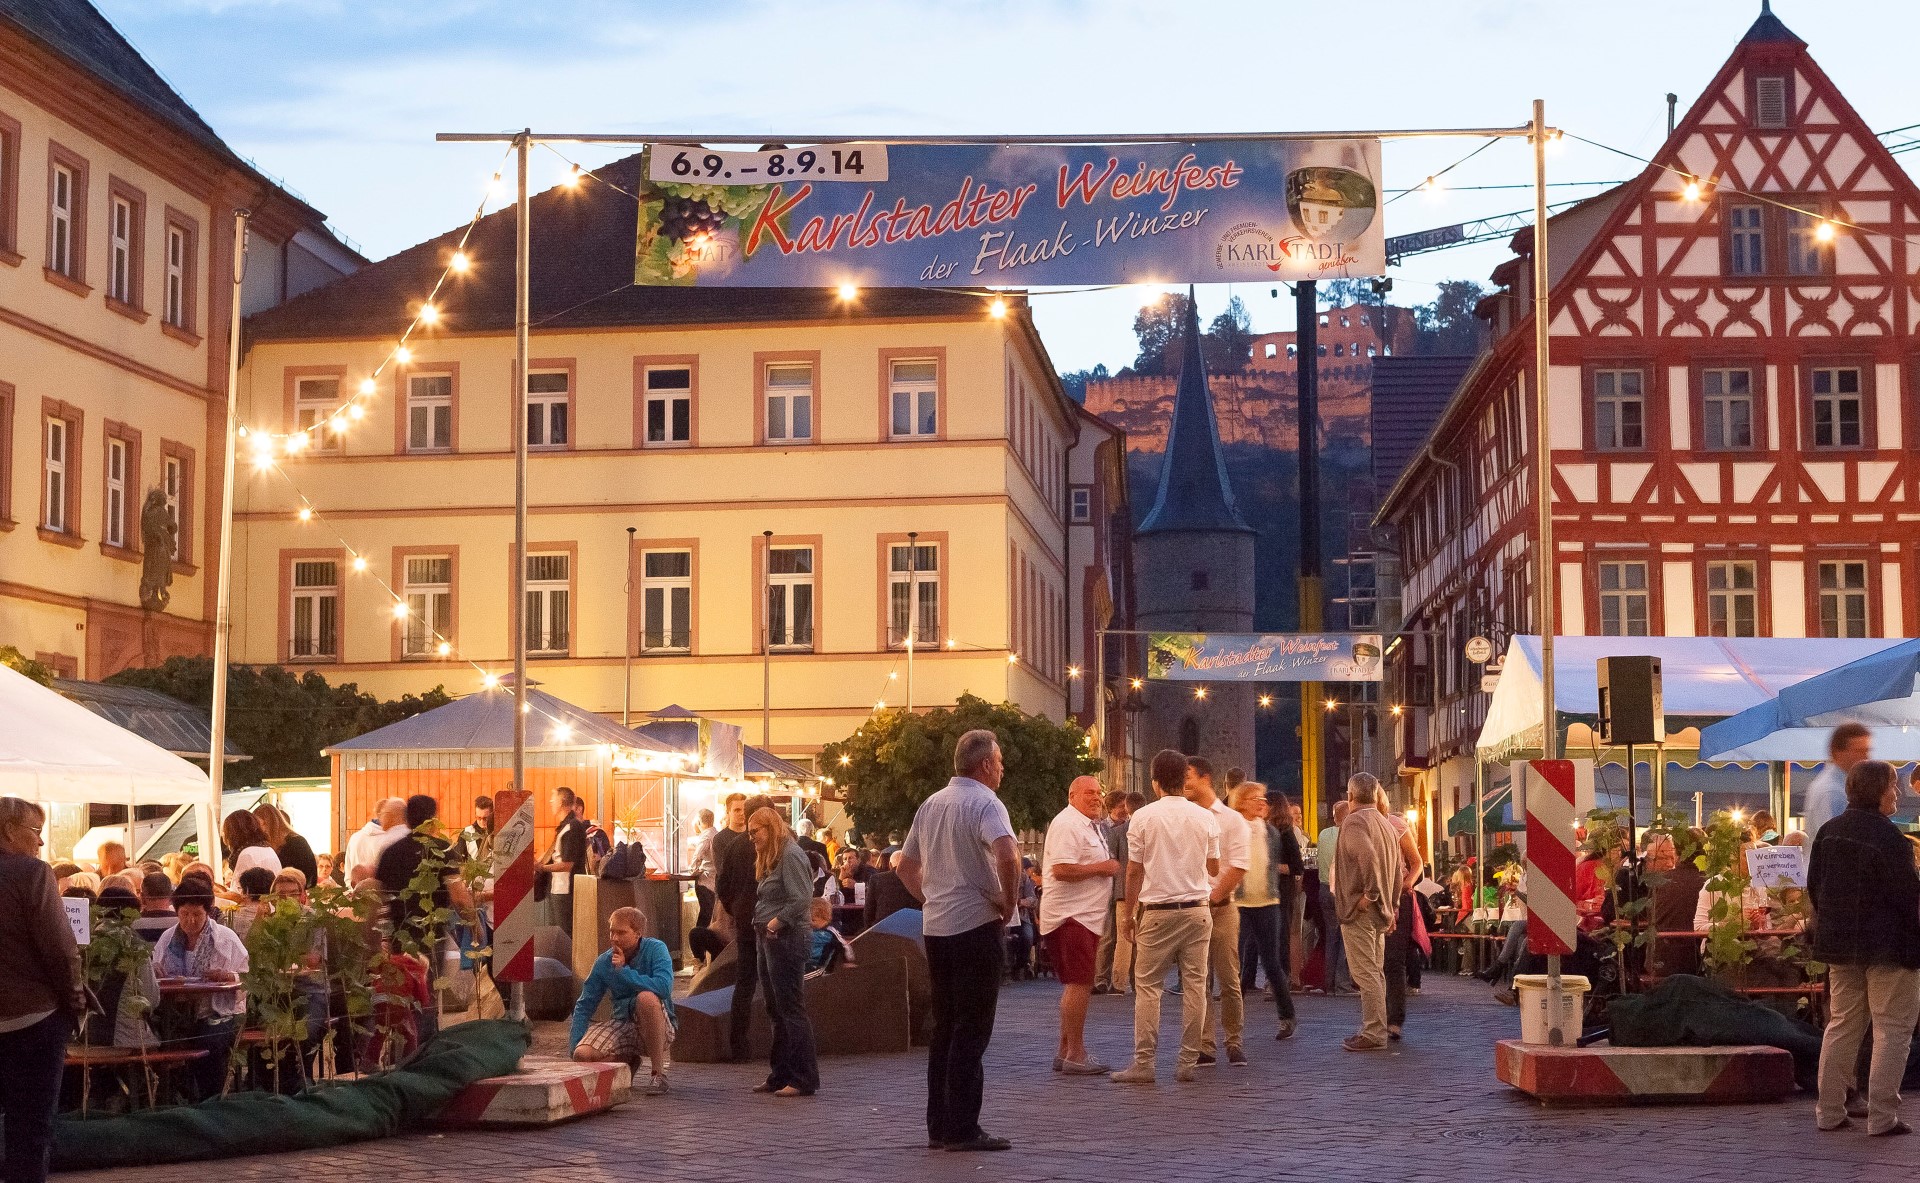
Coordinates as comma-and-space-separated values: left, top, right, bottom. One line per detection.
0, 796, 85, 1183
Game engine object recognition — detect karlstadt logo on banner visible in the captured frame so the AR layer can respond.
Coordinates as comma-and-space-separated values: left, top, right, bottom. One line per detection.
633, 140, 1385, 287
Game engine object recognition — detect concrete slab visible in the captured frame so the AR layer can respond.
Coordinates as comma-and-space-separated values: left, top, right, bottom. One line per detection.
437, 1055, 631, 1127
674, 956, 913, 1062
1495, 1039, 1796, 1106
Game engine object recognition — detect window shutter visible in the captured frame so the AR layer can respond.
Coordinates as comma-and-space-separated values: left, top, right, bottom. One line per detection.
1754, 76, 1787, 128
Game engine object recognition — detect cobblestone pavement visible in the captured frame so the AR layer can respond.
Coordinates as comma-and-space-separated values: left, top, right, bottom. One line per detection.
61, 974, 1913, 1183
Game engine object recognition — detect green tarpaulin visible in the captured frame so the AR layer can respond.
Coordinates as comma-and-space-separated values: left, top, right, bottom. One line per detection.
52, 1019, 529, 1170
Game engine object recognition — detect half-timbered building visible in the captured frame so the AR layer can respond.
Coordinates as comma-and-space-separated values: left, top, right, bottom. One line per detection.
1377, 6, 1919, 823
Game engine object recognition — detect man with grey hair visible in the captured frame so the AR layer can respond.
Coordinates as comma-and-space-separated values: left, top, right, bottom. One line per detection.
896, 729, 1021, 1153
1334, 773, 1404, 1051
344, 799, 395, 884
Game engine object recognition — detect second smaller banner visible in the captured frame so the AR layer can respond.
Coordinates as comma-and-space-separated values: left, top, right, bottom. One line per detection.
1147, 632, 1383, 682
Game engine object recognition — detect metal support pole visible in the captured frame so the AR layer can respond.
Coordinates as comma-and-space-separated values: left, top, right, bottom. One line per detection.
906, 531, 918, 713
1529, 98, 1567, 1043
1473, 757, 1486, 911
205, 208, 249, 872
623, 526, 636, 727
763, 529, 774, 747
1094, 627, 1108, 790
1296, 280, 1325, 826
509, 130, 531, 1025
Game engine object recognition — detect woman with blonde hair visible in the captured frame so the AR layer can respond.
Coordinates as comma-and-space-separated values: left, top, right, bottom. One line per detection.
1230, 782, 1299, 1040
747, 805, 819, 1096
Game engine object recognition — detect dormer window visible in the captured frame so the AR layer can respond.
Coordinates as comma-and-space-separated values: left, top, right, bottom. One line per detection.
1753, 75, 1788, 128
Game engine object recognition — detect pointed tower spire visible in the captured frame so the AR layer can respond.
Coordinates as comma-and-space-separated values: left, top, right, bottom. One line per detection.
1742, 0, 1802, 44
1139, 287, 1253, 534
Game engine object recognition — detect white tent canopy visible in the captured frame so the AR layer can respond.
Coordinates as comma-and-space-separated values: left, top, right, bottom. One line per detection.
1477, 636, 1900, 763
0, 664, 210, 805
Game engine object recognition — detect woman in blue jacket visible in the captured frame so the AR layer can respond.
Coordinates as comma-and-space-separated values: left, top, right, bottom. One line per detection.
749, 806, 820, 1096
570, 905, 676, 1095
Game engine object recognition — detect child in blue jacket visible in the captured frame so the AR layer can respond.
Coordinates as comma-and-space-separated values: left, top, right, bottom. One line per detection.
570, 905, 675, 1095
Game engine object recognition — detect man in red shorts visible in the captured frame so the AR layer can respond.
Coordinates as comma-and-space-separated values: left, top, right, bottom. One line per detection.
1041, 774, 1121, 1074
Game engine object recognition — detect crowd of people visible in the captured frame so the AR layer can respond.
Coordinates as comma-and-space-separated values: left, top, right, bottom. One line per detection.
4, 713, 1916, 1178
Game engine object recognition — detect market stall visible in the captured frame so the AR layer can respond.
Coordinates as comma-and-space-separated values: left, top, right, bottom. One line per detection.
324, 683, 685, 857
1699, 637, 1920, 764
0, 664, 212, 859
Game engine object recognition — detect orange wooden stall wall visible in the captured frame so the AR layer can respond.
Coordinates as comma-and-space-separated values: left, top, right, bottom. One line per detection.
336, 760, 589, 851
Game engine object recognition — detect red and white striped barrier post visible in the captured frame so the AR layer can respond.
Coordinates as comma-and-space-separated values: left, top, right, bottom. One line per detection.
1521, 758, 1593, 1044
489, 788, 538, 1019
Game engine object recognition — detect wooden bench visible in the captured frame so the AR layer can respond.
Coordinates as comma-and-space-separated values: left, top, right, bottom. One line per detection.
65, 1046, 207, 1113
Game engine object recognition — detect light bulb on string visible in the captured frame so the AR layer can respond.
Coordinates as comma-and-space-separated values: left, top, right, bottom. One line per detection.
1814, 220, 1837, 242
1682, 178, 1702, 202
358, 378, 376, 396
391, 601, 410, 620
394, 345, 412, 364
350, 555, 368, 573
418, 303, 439, 325
329, 415, 347, 435
482, 673, 500, 690
284, 432, 308, 454
348, 403, 365, 420
296, 507, 313, 522
988, 297, 1008, 318
449, 251, 470, 273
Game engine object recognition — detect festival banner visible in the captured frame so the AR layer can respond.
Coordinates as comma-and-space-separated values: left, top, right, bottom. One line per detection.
633, 140, 1384, 287
1147, 632, 1385, 682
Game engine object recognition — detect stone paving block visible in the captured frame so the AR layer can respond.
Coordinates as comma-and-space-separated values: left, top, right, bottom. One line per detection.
1495, 1038, 1796, 1105
437, 1055, 630, 1127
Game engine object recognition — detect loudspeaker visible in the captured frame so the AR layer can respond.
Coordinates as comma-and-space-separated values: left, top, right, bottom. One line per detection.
1597, 655, 1663, 745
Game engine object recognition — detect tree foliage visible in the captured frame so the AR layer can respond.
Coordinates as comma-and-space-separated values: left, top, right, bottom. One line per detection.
1412, 279, 1489, 355
105, 656, 452, 781
821, 694, 1099, 837
1057, 362, 1110, 403
1, 644, 55, 686
1129, 292, 1259, 377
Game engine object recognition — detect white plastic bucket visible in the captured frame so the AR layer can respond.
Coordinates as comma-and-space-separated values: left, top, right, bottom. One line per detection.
1514, 973, 1590, 1045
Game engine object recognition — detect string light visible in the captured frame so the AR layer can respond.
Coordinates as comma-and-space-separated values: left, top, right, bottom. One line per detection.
1682, 178, 1702, 202
987, 297, 1008, 318
1325, 699, 1339, 711
296, 507, 312, 522
1390, 704, 1404, 717
348, 403, 365, 420
1130, 678, 1144, 690
837, 282, 859, 302
418, 303, 439, 325
1258, 694, 1273, 708
1007, 653, 1019, 664
482, 673, 500, 690
1814, 220, 1837, 242
350, 555, 367, 572
394, 345, 412, 364
1193, 687, 1208, 700
449, 251, 470, 273
839, 755, 851, 766
1067, 665, 1081, 678
391, 601, 410, 620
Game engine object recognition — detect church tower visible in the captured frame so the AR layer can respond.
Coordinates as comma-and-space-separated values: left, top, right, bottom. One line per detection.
1133, 291, 1257, 776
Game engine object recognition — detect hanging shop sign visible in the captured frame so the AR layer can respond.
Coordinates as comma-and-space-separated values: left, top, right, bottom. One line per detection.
633, 139, 1384, 287
1147, 632, 1384, 682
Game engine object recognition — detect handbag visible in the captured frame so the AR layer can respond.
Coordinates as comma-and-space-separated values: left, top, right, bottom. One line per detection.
1411, 893, 1432, 958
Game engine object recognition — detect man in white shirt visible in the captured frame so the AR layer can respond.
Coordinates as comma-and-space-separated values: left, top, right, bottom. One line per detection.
345, 798, 401, 883
1112, 750, 1220, 1085
1186, 756, 1250, 1066
1041, 775, 1119, 1076
358, 798, 410, 882
1802, 721, 1871, 842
